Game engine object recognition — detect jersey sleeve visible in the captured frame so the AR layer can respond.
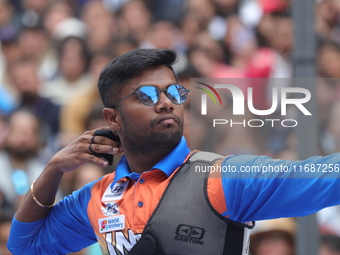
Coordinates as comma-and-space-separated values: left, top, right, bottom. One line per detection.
221, 154, 340, 222
7, 180, 98, 255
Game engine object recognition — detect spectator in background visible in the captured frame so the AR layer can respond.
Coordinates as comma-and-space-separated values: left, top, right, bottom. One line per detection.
118, 0, 151, 45
319, 234, 340, 255
142, 20, 184, 52
21, 0, 51, 23
240, 0, 289, 29
246, 12, 292, 81
70, 164, 106, 193
317, 93, 340, 238
177, 65, 201, 146
80, 0, 116, 54
40, 36, 92, 105
18, 24, 57, 81
0, 0, 20, 34
316, 79, 337, 145
179, 12, 201, 51
141, 20, 187, 72
317, 40, 340, 79
315, 0, 340, 42
243, 11, 293, 156
319, 93, 340, 154
84, 102, 110, 132
250, 218, 296, 255
0, 189, 11, 221
60, 51, 113, 144
188, 32, 245, 78
149, 0, 185, 25
0, 109, 45, 212
270, 13, 293, 58
0, 216, 12, 255
185, 0, 218, 34
318, 204, 340, 238
18, 24, 48, 67
213, 0, 240, 17
222, 15, 257, 70
8, 58, 60, 137
42, 0, 75, 37
0, 28, 21, 99
111, 36, 138, 56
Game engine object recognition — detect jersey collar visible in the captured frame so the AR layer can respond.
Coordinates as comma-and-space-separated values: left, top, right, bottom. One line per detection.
113, 136, 190, 184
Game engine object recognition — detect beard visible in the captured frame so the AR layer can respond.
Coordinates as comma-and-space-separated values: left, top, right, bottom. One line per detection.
120, 112, 183, 153
4, 146, 37, 161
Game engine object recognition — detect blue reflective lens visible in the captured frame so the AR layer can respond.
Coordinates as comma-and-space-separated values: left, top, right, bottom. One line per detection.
137, 84, 189, 106
138, 86, 159, 105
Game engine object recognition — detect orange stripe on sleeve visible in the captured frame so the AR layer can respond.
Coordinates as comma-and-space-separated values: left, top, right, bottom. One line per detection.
207, 160, 229, 217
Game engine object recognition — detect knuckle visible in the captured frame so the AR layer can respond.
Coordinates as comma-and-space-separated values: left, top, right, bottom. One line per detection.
98, 136, 106, 143
89, 155, 97, 161
106, 145, 114, 153
74, 154, 82, 161
73, 143, 81, 151
78, 136, 88, 143
83, 130, 92, 136
89, 155, 101, 165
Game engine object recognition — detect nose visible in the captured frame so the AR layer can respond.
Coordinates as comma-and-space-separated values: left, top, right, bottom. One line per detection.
155, 90, 174, 112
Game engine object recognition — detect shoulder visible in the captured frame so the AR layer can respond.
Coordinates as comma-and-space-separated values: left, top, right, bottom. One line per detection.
55, 172, 116, 218
87, 172, 116, 199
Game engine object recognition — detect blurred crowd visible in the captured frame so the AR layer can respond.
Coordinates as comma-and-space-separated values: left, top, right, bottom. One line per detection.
1, 0, 340, 254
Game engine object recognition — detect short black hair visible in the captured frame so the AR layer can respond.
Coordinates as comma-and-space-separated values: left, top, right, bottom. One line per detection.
57, 36, 91, 71
98, 48, 177, 108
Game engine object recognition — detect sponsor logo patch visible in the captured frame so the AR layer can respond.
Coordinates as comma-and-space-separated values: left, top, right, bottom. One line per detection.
101, 202, 120, 216
174, 224, 205, 245
102, 181, 128, 202
99, 215, 125, 233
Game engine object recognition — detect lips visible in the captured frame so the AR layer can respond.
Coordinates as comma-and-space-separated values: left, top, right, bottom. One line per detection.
154, 114, 180, 125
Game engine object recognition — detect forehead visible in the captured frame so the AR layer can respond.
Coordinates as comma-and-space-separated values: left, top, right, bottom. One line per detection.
9, 112, 38, 129
126, 66, 177, 91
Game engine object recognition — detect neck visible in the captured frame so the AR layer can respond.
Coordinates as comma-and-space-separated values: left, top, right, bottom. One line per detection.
123, 147, 174, 175
10, 155, 28, 170
21, 93, 38, 106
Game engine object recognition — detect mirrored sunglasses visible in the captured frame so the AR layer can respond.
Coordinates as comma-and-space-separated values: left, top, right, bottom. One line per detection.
112, 84, 190, 107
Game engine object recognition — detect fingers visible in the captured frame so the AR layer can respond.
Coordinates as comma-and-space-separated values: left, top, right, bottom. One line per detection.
86, 154, 110, 167
70, 141, 114, 168
88, 143, 119, 156
91, 134, 121, 149
51, 129, 122, 172
59, 128, 123, 170
88, 127, 123, 153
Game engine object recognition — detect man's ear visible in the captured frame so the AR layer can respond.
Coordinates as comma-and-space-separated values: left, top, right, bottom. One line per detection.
102, 108, 121, 131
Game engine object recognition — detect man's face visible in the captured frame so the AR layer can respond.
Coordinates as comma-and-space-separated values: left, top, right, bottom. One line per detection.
115, 65, 184, 152
4, 111, 40, 159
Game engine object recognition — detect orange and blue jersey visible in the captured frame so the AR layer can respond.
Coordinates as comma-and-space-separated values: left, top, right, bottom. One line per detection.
7, 137, 340, 254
